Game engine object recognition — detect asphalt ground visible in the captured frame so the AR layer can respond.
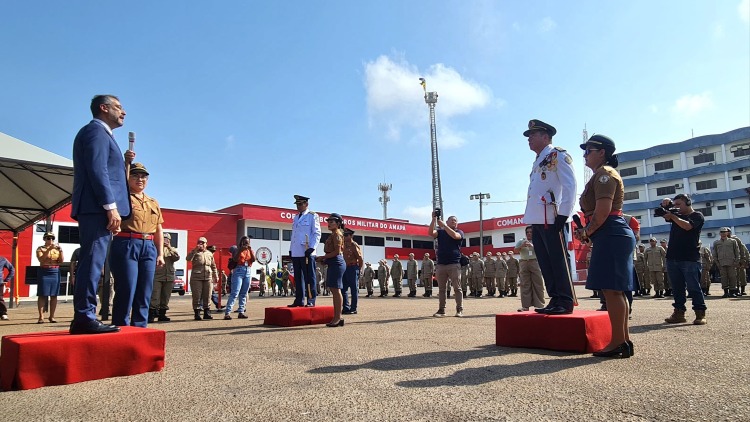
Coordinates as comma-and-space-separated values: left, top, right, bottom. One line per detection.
1, 286, 748, 422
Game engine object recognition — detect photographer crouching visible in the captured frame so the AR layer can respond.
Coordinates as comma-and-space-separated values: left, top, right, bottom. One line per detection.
657, 194, 707, 325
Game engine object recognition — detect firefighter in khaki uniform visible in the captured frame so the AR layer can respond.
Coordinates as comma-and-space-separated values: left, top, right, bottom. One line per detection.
483, 252, 497, 297
377, 260, 390, 297
406, 253, 419, 297
635, 245, 649, 295
505, 253, 519, 297
150, 232, 180, 322
469, 253, 485, 298
644, 238, 666, 298
698, 241, 713, 296
187, 236, 218, 320
496, 251, 508, 297
728, 229, 749, 296
713, 227, 739, 297
362, 262, 375, 297
109, 163, 166, 328
660, 239, 672, 296
420, 254, 435, 297
390, 255, 403, 297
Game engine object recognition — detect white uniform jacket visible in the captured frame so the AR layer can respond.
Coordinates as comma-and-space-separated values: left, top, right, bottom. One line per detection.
290, 210, 321, 257
523, 144, 577, 225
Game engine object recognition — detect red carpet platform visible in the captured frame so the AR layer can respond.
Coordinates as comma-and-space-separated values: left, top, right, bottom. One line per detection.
264, 306, 335, 327
496, 310, 611, 353
1, 326, 165, 391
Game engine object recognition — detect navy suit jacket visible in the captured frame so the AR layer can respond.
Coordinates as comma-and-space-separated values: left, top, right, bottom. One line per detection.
71, 120, 131, 220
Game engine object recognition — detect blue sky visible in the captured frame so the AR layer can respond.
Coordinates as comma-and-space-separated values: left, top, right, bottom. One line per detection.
1, 1, 748, 224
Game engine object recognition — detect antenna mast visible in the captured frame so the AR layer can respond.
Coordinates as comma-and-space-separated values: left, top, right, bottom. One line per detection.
419, 77, 443, 214
378, 182, 392, 220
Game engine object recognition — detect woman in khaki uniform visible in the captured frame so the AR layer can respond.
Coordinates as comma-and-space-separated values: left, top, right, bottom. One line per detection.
36, 232, 64, 323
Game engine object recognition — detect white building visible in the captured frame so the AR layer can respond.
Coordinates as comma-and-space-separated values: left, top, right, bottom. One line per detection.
618, 126, 750, 244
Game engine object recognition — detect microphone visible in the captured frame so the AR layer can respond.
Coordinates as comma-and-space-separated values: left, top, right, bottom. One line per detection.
572, 214, 584, 230
128, 132, 135, 151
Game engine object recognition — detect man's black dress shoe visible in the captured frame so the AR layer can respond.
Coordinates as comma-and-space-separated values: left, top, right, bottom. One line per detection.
342, 310, 352, 314
287, 303, 302, 308
543, 306, 573, 315
69, 320, 120, 335
304, 303, 315, 307
534, 304, 554, 314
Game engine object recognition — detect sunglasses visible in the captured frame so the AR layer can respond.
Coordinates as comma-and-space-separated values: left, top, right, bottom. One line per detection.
584, 148, 601, 156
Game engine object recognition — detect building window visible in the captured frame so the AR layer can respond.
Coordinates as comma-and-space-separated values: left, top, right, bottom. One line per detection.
412, 240, 433, 249
746, 174, 750, 183
695, 179, 718, 191
482, 236, 492, 245
503, 233, 516, 243
735, 203, 746, 209
654, 160, 674, 171
35, 224, 46, 233
469, 237, 480, 247
58, 225, 80, 244
247, 227, 279, 241
734, 175, 743, 181
695, 207, 712, 217
718, 205, 727, 210
731, 144, 750, 158
619, 167, 637, 177
634, 215, 642, 220
401, 239, 412, 248
692, 153, 715, 165
353, 235, 363, 244
656, 186, 676, 196
364, 236, 385, 246
386, 237, 394, 241
282, 230, 292, 241
624, 191, 640, 201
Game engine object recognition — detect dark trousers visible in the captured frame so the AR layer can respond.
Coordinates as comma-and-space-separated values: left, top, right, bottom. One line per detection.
0, 296, 7, 316
292, 256, 317, 306
73, 213, 111, 323
532, 224, 574, 310
110, 237, 157, 327
342, 266, 360, 312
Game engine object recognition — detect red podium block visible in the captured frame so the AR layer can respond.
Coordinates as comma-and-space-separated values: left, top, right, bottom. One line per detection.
264, 306, 335, 327
1, 326, 165, 391
496, 310, 611, 353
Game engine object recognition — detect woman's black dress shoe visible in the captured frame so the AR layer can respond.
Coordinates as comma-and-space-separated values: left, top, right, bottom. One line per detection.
325, 319, 344, 327
592, 342, 631, 358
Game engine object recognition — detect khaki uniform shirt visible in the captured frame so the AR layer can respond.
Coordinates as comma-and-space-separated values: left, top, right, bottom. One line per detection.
343, 239, 363, 267
469, 259, 484, 278
732, 236, 749, 264
483, 257, 496, 278
579, 165, 624, 217
362, 266, 375, 283
644, 246, 666, 271
713, 238, 739, 266
377, 264, 389, 283
496, 257, 508, 276
700, 246, 712, 267
406, 259, 418, 279
324, 230, 344, 255
36, 244, 63, 266
187, 249, 218, 282
634, 252, 646, 272
154, 245, 180, 282
421, 258, 434, 279
121, 192, 163, 234
506, 257, 519, 277
390, 260, 403, 281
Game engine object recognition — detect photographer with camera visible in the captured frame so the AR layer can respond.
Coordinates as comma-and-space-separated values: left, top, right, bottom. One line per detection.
658, 194, 707, 325
428, 209, 465, 317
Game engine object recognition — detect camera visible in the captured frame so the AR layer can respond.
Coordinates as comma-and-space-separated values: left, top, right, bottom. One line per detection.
654, 200, 679, 217
433, 208, 442, 218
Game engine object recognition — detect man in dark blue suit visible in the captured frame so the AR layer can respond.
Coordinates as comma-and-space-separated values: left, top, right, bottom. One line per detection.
70, 95, 132, 334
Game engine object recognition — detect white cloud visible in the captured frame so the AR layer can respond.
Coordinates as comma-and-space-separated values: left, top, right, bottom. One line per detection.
403, 205, 433, 222
671, 92, 714, 117
539, 17, 557, 32
364, 55, 492, 148
740, 0, 750, 24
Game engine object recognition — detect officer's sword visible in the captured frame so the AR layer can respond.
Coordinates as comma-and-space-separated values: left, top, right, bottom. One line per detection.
305, 234, 312, 300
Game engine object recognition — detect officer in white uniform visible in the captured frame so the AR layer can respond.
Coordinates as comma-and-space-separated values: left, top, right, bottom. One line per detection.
522, 119, 577, 314
289, 195, 322, 307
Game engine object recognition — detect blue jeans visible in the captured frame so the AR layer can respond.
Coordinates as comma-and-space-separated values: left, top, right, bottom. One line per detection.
342, 266, 359, 312
225, 265, 251, 314
666, 260, 706, 311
